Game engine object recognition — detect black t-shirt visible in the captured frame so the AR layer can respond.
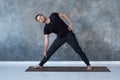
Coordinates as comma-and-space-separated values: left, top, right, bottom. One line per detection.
44, 12, 70, 38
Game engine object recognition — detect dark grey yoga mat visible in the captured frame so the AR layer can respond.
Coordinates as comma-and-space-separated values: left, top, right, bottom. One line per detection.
25, 66, 110, 72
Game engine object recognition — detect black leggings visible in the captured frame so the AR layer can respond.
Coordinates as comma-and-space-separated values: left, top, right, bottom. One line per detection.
39, 31, 90, 66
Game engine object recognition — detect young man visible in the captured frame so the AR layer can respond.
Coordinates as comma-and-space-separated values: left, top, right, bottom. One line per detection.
33, 12, 92, 70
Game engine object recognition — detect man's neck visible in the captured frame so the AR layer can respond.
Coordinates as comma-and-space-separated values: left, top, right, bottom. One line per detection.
45, 18, 50, 24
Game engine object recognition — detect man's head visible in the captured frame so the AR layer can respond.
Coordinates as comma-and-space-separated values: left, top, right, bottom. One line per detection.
35, 14, 46, 23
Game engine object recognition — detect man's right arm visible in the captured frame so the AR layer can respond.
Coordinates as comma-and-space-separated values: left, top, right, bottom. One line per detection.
44, 34, 49, 57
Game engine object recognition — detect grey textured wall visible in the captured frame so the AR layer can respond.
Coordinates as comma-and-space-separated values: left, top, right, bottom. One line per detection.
0, 0, 120, 61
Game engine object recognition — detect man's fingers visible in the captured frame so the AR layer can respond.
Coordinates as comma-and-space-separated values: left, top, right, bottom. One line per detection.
68, 26, 72, 31
44, 54, 47, 58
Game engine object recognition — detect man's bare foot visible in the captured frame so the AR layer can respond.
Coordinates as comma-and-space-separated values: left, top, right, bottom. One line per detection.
32, 65, 43, 69
87, 66, 92, 70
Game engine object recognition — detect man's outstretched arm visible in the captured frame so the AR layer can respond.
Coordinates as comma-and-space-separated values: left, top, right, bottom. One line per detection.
59, 13, 73, 31
44, 34, 49, 57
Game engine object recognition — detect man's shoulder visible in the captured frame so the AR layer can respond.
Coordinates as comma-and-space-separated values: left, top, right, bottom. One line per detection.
44, 24, 49, 28
50, 12, 58, 15
50, 12, 59, 19
50, 12, 59, 17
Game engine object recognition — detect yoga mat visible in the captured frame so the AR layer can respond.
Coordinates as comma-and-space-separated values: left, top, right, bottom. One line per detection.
25, 66, 110, 72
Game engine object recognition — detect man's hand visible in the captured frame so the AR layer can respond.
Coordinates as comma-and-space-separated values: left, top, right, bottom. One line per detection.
44, 52, 47, 58
68, 25, 72, 31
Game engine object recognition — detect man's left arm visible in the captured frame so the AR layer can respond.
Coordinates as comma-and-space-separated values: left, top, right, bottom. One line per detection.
58, 13, 73, 31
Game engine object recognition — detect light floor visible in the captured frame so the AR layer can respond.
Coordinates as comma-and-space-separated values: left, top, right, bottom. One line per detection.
0, 61, 120, 80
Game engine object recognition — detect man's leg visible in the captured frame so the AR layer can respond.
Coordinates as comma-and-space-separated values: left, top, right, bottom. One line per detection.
66, 31, 92, 70
39, 37, 65, 67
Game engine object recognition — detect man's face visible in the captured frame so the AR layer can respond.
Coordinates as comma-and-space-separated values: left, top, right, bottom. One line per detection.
36, 15, 46, 23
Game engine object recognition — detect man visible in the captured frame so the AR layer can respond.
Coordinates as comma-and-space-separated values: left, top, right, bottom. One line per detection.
33, 12, 92, 70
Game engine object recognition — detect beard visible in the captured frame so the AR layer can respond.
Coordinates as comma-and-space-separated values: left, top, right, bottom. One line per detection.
43, 17, 47, 23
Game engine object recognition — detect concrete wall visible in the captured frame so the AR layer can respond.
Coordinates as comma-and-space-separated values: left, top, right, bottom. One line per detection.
0, 0, 120, 61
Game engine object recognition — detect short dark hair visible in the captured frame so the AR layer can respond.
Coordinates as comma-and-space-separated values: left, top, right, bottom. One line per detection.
35, 14, 44, 21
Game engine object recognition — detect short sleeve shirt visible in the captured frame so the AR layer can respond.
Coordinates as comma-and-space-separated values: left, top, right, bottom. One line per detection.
44, 12, 70, 38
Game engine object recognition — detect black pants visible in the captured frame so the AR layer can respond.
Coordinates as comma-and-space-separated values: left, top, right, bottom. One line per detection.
39, 31, 90, 66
